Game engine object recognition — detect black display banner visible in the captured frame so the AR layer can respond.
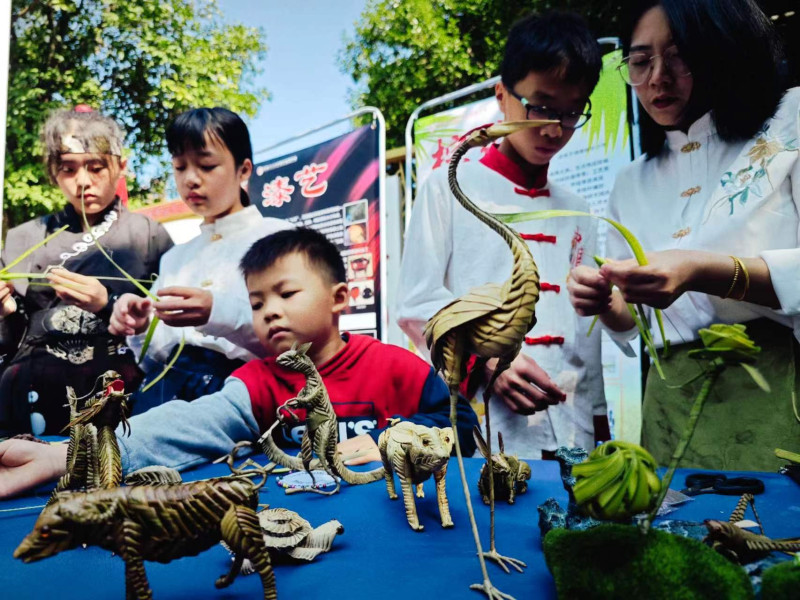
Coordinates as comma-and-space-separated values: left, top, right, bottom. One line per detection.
251, 124, 383, 339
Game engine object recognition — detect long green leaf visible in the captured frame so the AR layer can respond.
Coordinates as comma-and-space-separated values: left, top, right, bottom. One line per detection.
739, 363, 771, 393
0, 225, 69, 274
0, 272, 156, 284
138, 316, 160, 365
498, 209, 648, 260
629, 302, 665, 380
139, 334, 185, 393
775, 448, 800, 464
79, 193, 158, 301
78, 191, 180, 380
496, 208, 670, 374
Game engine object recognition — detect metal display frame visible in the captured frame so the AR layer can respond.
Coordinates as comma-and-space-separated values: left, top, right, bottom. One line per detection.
403, 76, 500, 233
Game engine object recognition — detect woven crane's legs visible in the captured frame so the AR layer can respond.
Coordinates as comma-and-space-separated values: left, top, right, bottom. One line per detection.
448, 351, 514, 600
480, 380, 526, 575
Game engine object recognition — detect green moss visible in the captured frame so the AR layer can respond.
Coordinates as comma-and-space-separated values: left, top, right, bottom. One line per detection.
761, 560, 800, 600
543, 524, 753, 600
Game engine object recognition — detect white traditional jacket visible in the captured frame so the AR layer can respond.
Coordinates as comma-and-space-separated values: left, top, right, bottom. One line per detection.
397, 144, 606, 458
129, 205, 291, 368
606, 87, 800, 348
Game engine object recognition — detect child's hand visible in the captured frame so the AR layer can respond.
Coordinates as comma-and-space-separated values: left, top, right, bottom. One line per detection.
338, 434, 381, 465
109, 293, 152, 336
567, 264, 613, 316
46, 267, 109, 313
153, 286, 213, 327
0, 281, 17, 317
484, 354, 565, 415
0, 439, 68, 499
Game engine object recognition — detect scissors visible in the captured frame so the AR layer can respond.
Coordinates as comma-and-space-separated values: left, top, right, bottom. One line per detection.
681, 472, 765, 496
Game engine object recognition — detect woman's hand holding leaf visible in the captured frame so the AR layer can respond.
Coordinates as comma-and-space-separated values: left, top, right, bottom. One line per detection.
568, 263, 636, 335
567, 265, 614, 316
599, 250, 697, 309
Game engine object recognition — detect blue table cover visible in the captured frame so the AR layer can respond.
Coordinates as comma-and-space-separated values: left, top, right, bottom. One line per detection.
1, 458, 797, 599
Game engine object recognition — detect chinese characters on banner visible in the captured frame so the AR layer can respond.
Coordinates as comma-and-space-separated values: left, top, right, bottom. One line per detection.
412, 50, 643, 443
251, 124, 383, 339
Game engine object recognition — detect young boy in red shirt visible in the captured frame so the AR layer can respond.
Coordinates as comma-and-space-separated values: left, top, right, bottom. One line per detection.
0, 228, 478, 497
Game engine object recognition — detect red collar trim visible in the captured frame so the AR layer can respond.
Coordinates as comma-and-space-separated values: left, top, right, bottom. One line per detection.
479, 143, 549, 191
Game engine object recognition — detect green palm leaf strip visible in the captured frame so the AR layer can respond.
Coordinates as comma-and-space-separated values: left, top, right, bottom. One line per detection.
0, 225, 69, 275
414, 113, 463, 162
79, 191, 179, 380
139, 334, 185, 393
494, 208, 668, 378
138, 315, 160, 365
79, 194, 157, 302
775, 448, 800, 464
0, 272, 156, 284
594, 255, 665, 380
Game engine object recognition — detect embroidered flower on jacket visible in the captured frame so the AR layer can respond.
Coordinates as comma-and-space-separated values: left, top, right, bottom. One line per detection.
711, 131, 798, 218
746, 137, 782, 166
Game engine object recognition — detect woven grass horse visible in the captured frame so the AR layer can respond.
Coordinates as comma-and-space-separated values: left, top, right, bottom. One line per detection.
425, 120, 554, 600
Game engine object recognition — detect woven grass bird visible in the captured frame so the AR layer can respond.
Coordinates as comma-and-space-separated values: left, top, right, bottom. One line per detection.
424, 119, 555, 600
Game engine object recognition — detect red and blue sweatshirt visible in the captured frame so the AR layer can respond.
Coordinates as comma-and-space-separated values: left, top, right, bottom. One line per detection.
234, 333, 478, 454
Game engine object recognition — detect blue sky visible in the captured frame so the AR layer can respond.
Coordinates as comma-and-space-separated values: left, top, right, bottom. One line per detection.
218, 0, 368, 160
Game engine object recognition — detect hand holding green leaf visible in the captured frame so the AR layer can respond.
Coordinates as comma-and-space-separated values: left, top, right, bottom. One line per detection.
0, 224, 70, 315
495, 209, 668, 378
46, 268, 110, 313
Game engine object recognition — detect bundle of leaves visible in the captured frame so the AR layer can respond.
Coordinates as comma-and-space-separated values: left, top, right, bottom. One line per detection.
543, 523, 753, 599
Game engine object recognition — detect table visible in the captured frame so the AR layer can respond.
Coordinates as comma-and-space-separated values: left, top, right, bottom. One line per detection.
1, 459, 798, 599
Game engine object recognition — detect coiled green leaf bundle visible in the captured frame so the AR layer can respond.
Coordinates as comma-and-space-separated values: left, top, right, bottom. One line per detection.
572, 441, 661, 522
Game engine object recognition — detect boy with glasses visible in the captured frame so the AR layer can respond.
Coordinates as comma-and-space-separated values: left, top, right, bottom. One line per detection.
397, 11, 608, 459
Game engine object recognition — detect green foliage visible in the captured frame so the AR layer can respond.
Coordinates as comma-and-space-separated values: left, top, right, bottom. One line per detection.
761, 560, 800, 600
339, 0, 628, 148
5, 0, 268, 230
544, 523, 754, 599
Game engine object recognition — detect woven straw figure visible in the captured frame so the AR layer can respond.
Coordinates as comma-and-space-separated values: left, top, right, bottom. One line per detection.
424, 121, 552, 599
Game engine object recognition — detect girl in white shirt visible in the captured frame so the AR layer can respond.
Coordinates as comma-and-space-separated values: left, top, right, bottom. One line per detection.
567, 0, 799, 471
110, 108, 289, 414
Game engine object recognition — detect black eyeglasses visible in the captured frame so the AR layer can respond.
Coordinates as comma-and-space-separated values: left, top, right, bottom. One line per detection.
617, 46, 692, 86
506, 88, 592, 130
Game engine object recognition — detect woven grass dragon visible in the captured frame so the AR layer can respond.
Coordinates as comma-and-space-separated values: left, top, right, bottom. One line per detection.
48, 370, 130, 504
257, 342, 384, 494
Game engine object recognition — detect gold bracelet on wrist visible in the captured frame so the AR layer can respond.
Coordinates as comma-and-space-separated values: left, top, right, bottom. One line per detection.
734, 256, 750, 301
723, 255, 740, 299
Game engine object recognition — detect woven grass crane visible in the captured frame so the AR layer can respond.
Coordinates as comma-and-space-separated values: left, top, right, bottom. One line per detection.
425, 120, 556, 600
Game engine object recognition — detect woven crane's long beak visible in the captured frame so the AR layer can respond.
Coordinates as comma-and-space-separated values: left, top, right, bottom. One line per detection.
464, 119, 561, 148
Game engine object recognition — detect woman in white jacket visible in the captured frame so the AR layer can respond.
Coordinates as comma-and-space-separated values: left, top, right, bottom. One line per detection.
568, 0, 798, 471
